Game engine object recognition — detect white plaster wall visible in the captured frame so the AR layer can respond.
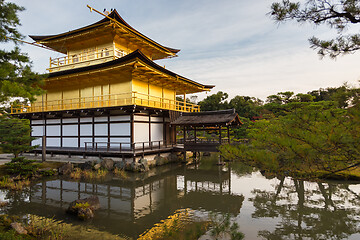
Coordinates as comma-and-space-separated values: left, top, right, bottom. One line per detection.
134, 123, 149, 142
31, 120, 44, 125
94, 124, 108, 136
46, 125, 60, 136
32, 138, 42, 147
94, 116, 108, 122
151, 116, 163, 122
151, 123, 163, 141
109, 138, 131, 149
63, 118, 78, 123
134, 115, 149, 121
110, 115, 130, 121
62, 138, 78, 147
110, 123, 130, 136
63, 125, 78, 136
32, 126, 43, 136
47, 119, 60, 124
47, 138, 61, 147
80, 117, 92, 123
80, 138, 92, 148
80, 124, 92, 136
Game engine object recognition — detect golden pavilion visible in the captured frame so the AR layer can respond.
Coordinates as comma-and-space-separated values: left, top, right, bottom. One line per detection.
12, 9, 214, 159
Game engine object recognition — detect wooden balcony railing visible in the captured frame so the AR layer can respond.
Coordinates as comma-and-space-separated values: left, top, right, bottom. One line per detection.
10, 91, 200, 114
48, 49, 126, 71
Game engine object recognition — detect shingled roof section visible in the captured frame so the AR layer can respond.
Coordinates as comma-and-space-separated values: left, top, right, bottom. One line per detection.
170, 109, 242, 127
29, 9, 180, 55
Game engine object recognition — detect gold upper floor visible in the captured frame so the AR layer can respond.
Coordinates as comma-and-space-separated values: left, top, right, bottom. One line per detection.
31, 9, 179, 73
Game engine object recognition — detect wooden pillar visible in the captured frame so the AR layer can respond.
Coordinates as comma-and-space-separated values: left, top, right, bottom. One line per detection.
219, 126, 222, 144
194, 127, 197, 143
227, 126, 230, 144
183, 126, 186, 143
183, 93, 186, 111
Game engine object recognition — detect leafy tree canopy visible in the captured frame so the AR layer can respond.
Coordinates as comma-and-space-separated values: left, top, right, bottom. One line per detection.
198, 91, 229, 111
220, 101, 360, 177
270, 0, 360, 58
0, 0, 44, 108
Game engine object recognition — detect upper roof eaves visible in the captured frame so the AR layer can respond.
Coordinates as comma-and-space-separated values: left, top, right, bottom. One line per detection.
29, 9, 180, 55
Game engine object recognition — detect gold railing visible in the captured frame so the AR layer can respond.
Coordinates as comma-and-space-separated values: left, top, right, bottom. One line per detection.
49, 49, 126, 69
10, 92, 200, 114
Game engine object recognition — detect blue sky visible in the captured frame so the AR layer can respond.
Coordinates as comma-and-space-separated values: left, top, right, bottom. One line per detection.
9, 0, 360, 100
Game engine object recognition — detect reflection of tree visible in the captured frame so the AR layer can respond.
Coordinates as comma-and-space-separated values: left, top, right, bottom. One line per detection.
250, 178, 360, 239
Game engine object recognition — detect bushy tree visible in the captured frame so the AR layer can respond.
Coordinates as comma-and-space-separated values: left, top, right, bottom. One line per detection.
0, 116, 37, 158
270, 0, 360, 58
0, 0, 43, 108
199, 91, 229, 111
220, 101, 360, 177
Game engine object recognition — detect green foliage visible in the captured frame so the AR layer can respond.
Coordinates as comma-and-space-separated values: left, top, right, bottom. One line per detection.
209, 213, 244, 240
0, 0, 44, 106
199, 91, 229, 111
0, 116, 37, 158
220, 101, 360, 177
269, 0, 360, 58
5, 157, 38, 177
229, 96, 263, 119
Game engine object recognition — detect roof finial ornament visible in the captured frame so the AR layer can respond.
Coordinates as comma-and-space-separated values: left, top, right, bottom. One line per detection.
103, 8, 109, 15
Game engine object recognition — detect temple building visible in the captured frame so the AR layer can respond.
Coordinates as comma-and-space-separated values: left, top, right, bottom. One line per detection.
11, 9, 214, 159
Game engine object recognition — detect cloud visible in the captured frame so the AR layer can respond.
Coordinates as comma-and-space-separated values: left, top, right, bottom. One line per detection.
6, 0, 360, 101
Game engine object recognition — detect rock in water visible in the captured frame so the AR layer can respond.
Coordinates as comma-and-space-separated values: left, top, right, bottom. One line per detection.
67, 196, 100, 220
101, 158, 114, 170
58, 162, 73, 175
10, 222, 27, 235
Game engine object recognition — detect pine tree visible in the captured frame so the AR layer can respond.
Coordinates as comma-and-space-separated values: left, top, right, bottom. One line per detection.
270, 0, 360, 58
0, 0, 43, 107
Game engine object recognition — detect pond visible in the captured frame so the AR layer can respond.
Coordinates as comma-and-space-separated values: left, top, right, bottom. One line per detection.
1, 156, 360, 239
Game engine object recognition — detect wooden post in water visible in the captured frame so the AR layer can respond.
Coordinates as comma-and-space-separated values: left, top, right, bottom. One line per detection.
42, 135, 46, 162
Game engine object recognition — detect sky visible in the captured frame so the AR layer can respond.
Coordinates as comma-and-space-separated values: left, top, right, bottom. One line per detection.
6, 0, 360, 101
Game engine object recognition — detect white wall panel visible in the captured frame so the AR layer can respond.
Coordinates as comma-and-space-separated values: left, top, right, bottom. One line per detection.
32, 138, 42, 147
109, 137, 130, 143
63, 125, 78, 136
134, 115, 149, 121
151, 123, 163, 141
62, 118, 78, 123
151, 116, 163, 122
80, 124, 92, 136
47, 138, 61, 147
110, 123, 130, 136
62, 138, 78, 147
94, 116, 108, 122
110, 115, 130, 121
80, 138, 92, 148
80, 117, 92, 123
94, 124, 108, 136
32, 126, 43, 136
47, 119, 60, 124
46, 125, 60, 136
134, 123, 149, 142
31, 120, 44, 125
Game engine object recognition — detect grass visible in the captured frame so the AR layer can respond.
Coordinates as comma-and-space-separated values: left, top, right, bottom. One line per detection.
70, 168, 109, 180
0, 214, 127, 240
113, 168, 127, 179
0, 176, 31, 191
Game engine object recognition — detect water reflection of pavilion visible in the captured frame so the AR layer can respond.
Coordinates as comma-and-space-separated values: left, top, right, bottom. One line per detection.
24, 165, 243, 238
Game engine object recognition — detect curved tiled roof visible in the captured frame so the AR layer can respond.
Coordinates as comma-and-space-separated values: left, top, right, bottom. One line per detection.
170, 109, 242, 126
30, 9, 180, 55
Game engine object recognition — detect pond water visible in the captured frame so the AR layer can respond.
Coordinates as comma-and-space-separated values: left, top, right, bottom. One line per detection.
1, 156, 360, 239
